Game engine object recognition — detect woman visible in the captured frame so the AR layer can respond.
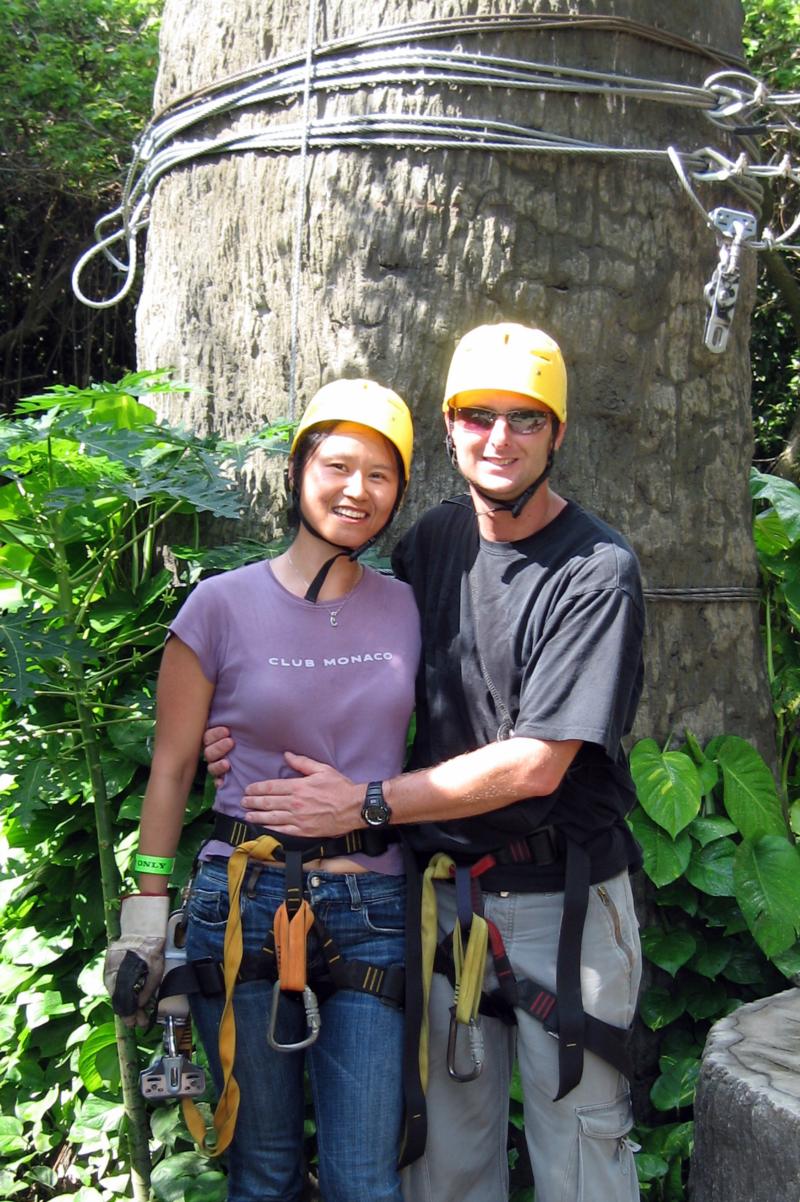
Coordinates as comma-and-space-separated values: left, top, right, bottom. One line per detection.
106, 379, 420, 1202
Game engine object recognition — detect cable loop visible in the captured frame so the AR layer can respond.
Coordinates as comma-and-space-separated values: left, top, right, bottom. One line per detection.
71, 17, 800, 310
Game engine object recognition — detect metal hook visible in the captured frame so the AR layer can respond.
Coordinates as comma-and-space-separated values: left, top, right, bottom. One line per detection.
267, 982, 321, 1052
446, 1011, 484, 1082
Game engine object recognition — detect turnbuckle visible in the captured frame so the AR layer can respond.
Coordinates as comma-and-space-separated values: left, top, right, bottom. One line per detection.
446, 1009, 484, 1083
139, 1014, 206, 1100
267, 981, 321, 1052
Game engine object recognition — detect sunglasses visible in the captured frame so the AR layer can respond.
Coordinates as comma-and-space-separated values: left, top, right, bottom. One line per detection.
451, 407, 552, 435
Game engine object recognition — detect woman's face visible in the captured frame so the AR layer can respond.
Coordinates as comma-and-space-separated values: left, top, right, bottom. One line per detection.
296, 422, 401, 547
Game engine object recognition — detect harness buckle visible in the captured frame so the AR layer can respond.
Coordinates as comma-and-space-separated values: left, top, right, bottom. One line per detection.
446, 1009, 484, 1082
267, 981, 321, 1052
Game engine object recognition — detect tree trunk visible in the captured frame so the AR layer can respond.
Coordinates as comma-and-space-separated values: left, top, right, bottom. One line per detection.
138, 0, 772, 757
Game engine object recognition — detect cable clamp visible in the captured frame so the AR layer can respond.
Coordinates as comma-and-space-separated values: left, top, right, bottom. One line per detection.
702, 208, 757, 354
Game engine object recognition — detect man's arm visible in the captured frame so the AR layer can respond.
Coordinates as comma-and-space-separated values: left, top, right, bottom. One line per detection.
239, 736, 581, 838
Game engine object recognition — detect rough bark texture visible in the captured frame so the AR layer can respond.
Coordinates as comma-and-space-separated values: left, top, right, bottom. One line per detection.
689, 989, 800, 1202
138, 0, 772, 755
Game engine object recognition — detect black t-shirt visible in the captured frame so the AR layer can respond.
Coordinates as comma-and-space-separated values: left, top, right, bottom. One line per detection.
392, 495, 645, 889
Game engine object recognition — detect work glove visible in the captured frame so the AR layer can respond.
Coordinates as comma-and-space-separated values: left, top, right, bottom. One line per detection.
104, 894, 170, 1028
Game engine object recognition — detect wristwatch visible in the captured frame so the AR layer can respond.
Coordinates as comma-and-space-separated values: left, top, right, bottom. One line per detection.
361, 780, 392, 827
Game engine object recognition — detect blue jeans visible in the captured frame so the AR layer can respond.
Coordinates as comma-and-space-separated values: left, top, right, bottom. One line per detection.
185, 859, 406, 1202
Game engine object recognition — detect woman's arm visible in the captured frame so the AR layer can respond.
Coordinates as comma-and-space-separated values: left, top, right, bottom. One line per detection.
136, 635, 215, 895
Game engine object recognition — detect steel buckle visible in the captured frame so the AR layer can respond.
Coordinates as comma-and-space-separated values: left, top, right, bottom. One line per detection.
446, 1010, 484, 1083
267, 981, 321, 1052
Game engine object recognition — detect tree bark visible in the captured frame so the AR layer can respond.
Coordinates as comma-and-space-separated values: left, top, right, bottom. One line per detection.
137, 0, 774, 755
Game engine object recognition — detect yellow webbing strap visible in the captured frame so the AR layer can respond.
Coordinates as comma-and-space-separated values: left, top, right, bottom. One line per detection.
419, 853, 488, 1089
181, 834, 282, 1156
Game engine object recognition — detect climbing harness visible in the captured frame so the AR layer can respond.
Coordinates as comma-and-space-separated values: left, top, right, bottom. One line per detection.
421, 833, 634, 1102
72, 13, 800, 358
145, 819, 409, 1158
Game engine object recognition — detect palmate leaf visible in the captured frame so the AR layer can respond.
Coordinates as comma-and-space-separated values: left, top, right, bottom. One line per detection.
733, 836, 800, 957
713, 736, 786, 839
0, 613, 91, 705
750, 467, 800, 543
629, 740, 701, 837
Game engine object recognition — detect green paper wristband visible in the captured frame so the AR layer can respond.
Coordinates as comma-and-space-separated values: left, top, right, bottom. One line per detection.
134, 853, 175, 875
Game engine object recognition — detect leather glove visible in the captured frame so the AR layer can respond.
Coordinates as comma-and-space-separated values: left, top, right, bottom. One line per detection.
104, 894, 170, 1028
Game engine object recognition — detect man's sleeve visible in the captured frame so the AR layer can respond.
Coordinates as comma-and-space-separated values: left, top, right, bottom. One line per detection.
513, 580, 644, 756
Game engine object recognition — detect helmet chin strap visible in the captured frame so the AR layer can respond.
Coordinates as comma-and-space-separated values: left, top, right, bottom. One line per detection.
298, 510, 382, 603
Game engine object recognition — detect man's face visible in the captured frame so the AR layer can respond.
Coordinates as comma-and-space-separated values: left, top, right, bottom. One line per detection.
447, 389, 565, 500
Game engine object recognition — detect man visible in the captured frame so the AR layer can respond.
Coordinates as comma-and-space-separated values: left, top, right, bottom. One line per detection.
206, 323, 645, 1202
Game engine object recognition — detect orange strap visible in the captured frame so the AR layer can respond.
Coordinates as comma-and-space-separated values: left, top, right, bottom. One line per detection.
273, 898, 315, 992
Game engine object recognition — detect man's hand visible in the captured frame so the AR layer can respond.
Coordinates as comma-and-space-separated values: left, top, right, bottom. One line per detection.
104, 894, 170, 1028
203, 725, 234, 785
241, 751, 363, 837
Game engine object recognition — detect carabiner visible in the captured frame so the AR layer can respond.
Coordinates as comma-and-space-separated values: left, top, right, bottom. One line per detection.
446, 1010, 484, 1082
267, 981, 321, 1052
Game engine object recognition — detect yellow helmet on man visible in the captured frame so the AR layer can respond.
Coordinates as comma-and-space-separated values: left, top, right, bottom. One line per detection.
443, 323, 567, 423
291, 378, 413, 484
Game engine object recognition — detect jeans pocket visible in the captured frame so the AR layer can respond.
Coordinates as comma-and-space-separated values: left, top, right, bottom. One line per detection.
362, 897, 405, 935
187, 886, 230, 929
575, 1094, 638, 1202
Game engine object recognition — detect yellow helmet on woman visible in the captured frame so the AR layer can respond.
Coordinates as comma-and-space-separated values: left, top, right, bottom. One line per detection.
291, 379, 413, 483
443, 323, 567, 423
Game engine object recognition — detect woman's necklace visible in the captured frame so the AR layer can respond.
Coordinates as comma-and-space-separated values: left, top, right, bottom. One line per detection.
284, 550, 362, 626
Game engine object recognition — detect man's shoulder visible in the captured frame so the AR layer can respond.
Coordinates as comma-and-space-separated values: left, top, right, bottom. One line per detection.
392, 495, 473, 573
557, 503, 642, 596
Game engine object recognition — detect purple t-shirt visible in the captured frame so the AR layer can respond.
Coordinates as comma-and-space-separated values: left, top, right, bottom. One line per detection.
169, 561, 421, 872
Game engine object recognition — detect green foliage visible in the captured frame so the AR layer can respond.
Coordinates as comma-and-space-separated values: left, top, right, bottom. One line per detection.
0, 0, 161, 195
742, 0, 800, 468
629, 731, 799, 1200
0, 375, 288, 1199
751, 467, 800, 801
0, 0, 164, 413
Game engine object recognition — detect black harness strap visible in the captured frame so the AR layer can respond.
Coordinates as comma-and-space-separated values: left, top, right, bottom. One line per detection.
554, 840, 591, 1099
431, 833, 633, 1100
213, 813, 398, 860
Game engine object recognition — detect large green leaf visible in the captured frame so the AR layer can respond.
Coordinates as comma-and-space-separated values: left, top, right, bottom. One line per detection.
639, 987, 686, 1031
682, 977, 729, 1021
714, 736, 785, 839
687, 816, 738, 847
627, 807, 692, 886
650, 1057, 700, 1112
77, 1023, 118, 1093
733, 836, 800, 957
686, 934, 732, 979
685, 839, 737, 896
640, 928, 696, 976
750, 468, 800, 543
629, 740, 701, 836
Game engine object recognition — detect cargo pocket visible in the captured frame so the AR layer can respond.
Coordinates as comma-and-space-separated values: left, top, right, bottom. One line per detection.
575, 1093, 639, 1202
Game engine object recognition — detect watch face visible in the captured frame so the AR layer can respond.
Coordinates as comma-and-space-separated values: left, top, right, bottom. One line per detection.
362, 783, 391, 826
